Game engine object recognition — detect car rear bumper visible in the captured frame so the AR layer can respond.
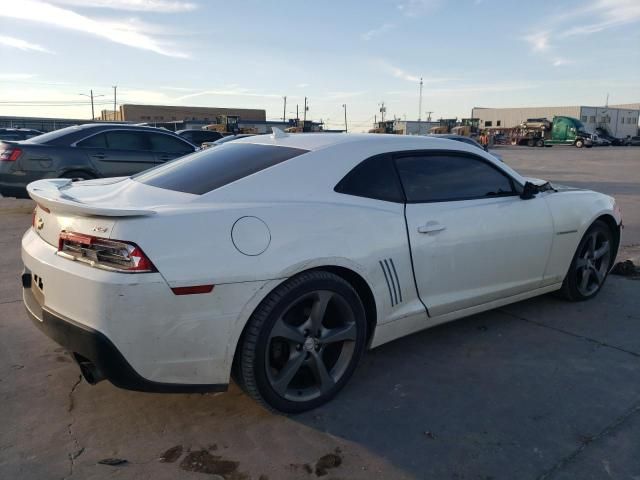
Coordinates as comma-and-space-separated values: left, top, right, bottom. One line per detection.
23, 279, 226, 393
21, 227, 269, 389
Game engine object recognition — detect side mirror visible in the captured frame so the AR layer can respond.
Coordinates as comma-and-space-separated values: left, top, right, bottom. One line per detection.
520, 181, 538, 200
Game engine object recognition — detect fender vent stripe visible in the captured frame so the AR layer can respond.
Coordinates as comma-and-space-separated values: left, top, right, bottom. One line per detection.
379, 258, 403, 306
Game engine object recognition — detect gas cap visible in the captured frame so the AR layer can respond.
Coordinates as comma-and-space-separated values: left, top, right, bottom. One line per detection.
231, 216, 271, 256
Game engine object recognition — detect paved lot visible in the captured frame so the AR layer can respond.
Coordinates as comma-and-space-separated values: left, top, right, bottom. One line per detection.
1, 146, 639, 479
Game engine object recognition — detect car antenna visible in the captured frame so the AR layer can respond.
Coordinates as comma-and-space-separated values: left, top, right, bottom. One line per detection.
271, 127, 289, 139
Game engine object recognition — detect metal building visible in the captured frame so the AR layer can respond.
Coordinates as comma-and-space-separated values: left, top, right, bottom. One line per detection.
471, 104, 639, 138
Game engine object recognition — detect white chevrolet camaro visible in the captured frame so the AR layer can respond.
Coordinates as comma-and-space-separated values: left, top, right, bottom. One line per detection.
22, 132, 622, 412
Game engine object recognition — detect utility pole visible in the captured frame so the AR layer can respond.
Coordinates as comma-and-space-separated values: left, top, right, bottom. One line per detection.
282, 96, 287, 122
605, 92, 609, 107
379, 102, 386, 122
303, 97, 308, 125
342, 104, 348, 133
296, 104, 299, 121
112, 85, 117, 120
418, 77, 423, 121
426, 111, 433, 122
79, 89, 104, 120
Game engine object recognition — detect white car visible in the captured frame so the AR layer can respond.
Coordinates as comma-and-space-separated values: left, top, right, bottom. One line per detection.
22, 132, 622, 412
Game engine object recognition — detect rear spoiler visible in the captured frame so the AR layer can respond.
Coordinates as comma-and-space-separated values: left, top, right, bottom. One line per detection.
27, 179, 156, 217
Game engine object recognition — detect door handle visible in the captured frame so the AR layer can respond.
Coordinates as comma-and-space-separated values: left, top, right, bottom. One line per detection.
91, 153, 106, 159
417, 222, 446, 234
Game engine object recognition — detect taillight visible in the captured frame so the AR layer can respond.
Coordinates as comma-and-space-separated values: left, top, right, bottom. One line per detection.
57, 231, 156, 273
0, 147, 23, 162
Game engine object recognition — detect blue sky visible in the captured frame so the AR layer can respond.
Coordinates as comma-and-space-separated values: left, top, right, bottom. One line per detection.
0, 0, 638, 131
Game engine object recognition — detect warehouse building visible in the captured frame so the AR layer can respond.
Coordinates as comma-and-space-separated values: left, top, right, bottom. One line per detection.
471, 104, 639, 138
99, 104, 266, 123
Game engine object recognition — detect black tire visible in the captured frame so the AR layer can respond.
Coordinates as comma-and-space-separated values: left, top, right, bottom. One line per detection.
60, 170, 95, 181
559, 220, 614, 301
234, 270, 367, 413
527, 139, 535, 147
575, 139, 584, 148
536, 139, 545, 147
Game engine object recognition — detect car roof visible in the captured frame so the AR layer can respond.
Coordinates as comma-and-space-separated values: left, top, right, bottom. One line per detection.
234, 132, 467, 152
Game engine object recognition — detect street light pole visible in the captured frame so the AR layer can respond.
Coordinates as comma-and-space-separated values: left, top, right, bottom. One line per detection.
282, 96, 287, 122
342, 104, 348, 133
79, 89, 104, 120
113, 85, 117, 120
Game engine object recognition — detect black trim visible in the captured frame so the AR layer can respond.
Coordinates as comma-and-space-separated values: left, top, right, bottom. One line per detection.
23, 288, 227, 394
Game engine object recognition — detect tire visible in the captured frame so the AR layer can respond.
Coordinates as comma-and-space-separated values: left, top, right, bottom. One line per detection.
235, 271, 367, 413
60, 170, 95, 181
575, 139, 584, 148
527, 139, 535, 147
536, 139, 545, 147
559, 220, 614, 301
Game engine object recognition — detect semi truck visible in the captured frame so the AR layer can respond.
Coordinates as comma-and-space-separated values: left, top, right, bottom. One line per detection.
511, 116, 593, 148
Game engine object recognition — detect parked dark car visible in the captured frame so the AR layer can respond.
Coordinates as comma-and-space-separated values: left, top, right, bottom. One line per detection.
175, 129, 223, 145
0, 128, 43, 141
0, 124, 197, 197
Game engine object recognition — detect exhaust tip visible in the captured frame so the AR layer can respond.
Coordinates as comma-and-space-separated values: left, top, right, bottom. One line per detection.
73, 353, 105, 385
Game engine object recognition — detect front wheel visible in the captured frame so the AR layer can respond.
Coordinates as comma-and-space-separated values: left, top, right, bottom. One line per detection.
536, 139, 545, 147
235, 271, 367, 413
559, 221, 614, 301
575, 139, 584, 148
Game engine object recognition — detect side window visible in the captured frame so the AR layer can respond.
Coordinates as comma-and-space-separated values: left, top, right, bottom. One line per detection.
77, 133, 107, 148
334, 154, 404, 203
395, 154, 516, 203
149, 133, 194, 153
105, 131, 149, 151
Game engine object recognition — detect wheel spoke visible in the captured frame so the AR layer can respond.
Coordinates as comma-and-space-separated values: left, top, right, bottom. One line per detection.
271, 351, 306, 395
586, 234, 596, 257
576, 257, 588, 268
593, 241, 609, 260
321, 322, 357, 344
309, 291, 333, 332
590, 266, 605, 285
579, 268, 591, 292
308, 351, 335, 394
270, 320, 305, 344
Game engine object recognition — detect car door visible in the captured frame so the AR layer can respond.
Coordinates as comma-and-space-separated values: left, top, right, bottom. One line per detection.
396, 151, 554, 317
147, 132, 196, 164
78, 130, 156, 177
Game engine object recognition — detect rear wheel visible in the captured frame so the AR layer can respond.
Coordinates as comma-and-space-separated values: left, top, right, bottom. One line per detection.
235, 271, 367, 413
575, 139, 584, 148
536, 139, 545, 147
559, 221, 614, 301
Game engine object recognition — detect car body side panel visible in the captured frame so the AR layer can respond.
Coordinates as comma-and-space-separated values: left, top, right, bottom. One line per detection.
109, 197, 426, 330
541, 190, 620, 284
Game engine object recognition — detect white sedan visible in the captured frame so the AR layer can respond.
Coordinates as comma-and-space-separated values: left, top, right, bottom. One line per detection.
22, 132, 622, 412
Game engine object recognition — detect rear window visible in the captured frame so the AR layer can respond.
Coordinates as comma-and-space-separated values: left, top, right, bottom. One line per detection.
133, 143, 308, 195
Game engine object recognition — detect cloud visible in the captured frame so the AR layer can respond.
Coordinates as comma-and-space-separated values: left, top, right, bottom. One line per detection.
560, 0, 640, 37
296, 83, 310, 88
48, 0, 197, 12
524, 31, 551, 52
552, 57, 570, 67
376, 60, 453, 84
361, 23, 396, 41
0, 35, 52, 53
0, 1, 188, 58
396, 0, 442, 17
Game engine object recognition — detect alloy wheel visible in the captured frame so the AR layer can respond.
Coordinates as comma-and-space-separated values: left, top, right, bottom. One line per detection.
575, 230, 611, 297
265, 290, 357, 402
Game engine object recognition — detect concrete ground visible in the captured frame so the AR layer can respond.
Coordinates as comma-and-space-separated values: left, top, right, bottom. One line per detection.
1, 146, 639, 480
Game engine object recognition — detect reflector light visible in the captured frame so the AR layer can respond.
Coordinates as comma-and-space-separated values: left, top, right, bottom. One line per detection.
171, 285, 215, 295
0, 147, 23, 162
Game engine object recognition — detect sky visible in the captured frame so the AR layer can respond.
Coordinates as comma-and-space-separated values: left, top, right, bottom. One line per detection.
0, 0, 638, 131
